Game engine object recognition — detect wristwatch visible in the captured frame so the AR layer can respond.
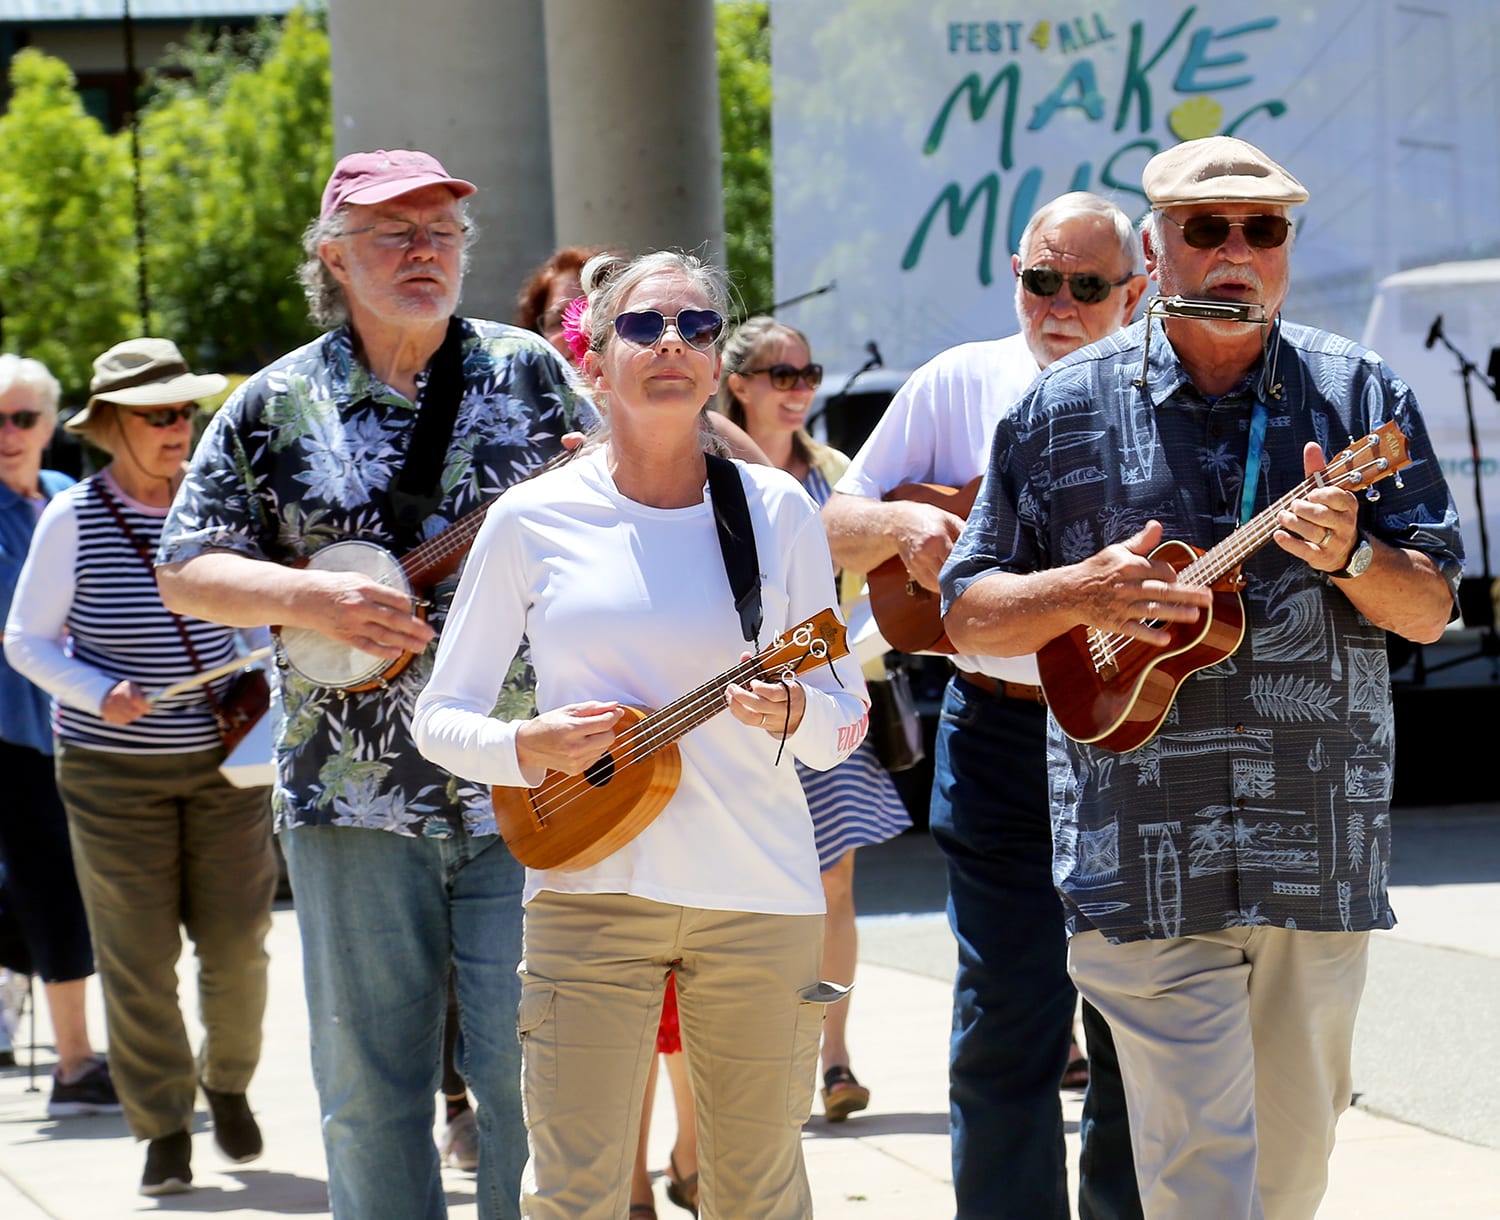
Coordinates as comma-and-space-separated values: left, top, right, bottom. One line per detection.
1332, 534, 1373, 580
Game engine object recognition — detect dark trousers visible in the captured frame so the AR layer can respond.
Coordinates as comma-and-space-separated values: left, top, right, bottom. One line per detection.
930, 675, 1140, 1220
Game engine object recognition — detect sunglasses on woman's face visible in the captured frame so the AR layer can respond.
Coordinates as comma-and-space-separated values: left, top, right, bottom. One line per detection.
125, 404, 198, 428
1020, 267, 1133, 305
0, 409, 43, 431
613, 308, 725, 351
744, 363, 824, 391
1162, 213, 1291, 250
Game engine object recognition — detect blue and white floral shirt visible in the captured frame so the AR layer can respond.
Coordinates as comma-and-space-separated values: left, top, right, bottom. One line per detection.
159, 320, 588, 837
942, 316, 1463, 942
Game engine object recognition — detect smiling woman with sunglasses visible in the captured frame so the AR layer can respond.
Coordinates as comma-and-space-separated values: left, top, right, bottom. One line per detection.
717, 316, 912, 1126
413, 251, 870, 1218
5, 337, 278, 1199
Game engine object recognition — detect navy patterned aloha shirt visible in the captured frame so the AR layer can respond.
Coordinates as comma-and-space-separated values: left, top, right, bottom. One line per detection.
159, 319, 588, 837
942, 316, 1463, 942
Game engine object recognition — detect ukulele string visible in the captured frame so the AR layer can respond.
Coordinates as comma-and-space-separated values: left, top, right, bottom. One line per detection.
1085, 450, 1387, 672
526, 653, 797, 825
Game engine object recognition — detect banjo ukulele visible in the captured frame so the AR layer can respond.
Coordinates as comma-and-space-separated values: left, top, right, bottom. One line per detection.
275, 499, 491, 691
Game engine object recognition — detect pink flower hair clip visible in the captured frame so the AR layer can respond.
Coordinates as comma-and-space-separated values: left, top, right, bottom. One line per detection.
559, 296, 591, 364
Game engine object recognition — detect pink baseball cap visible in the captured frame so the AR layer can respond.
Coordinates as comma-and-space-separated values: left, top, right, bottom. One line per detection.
320, 149, 477, 219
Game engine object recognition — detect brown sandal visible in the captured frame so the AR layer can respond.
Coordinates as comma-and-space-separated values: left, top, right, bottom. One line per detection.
822, 1065, 871, 1122
663, 1150, 699, 1216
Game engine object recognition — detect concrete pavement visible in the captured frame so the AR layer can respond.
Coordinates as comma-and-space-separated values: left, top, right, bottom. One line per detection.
1, 805, 1497, 1217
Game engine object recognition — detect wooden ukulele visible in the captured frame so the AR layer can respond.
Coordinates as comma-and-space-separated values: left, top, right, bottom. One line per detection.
867, 477, 981, 653
1037, 422, 1410, 753
492, 608, 849, 871
275, 499, 493, 691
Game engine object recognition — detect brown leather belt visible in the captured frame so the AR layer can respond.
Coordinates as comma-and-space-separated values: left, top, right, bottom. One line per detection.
955, 669, 1047, 706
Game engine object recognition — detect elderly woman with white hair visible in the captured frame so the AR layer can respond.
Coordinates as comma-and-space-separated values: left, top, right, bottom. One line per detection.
4, 339, 277, 1200
0, 353, 117, 1115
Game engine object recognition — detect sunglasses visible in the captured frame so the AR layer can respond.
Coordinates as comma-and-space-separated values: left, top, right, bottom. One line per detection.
1163, 214, 1290, 250
0, 409, 43, 430
744, 363, 824, 391
125, 404, 198, 428
613, 309, 724, 351
1020, 267, 1134, 305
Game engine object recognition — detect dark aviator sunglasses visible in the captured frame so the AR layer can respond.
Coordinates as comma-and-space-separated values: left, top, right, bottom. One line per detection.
744, 363, 824, 391
613, 308, 725, 351
1020, 267, 1134, 305
0, 409, 44, 430
1163, 213, 1290, 250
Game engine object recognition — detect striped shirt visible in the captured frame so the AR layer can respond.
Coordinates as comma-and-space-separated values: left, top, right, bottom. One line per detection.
6, 473, 236, 754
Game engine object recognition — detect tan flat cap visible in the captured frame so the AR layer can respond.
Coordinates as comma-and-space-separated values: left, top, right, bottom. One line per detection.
1143, 136, 1308, 209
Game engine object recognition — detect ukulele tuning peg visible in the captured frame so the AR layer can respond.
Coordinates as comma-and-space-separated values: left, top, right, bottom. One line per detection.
1394, 473, 1405, 490
1364, 487, 1381, 503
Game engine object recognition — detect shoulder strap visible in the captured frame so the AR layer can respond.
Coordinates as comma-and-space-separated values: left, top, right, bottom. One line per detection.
388, 316, 467, 549
704, 454, 762, 646
92, 479, 220, 715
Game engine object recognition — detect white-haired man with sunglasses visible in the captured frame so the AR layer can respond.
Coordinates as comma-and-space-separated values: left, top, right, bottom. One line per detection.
823, 190, 1146, 1220
942, 137, 1462, 1218
157, 150, 589, 1220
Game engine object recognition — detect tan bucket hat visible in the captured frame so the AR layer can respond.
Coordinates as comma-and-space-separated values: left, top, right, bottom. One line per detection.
67, 338, 227, 431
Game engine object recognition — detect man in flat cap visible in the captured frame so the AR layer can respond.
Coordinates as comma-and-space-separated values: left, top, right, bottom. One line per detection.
156, 150, 587, 1219
939, 136, 1462, 1217
826, 190, 1147, 1220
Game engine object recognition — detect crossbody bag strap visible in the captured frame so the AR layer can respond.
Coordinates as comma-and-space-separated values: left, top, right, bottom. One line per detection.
704, 454, 762, 646
92, 479, 220, 715
387, 315, 467, 550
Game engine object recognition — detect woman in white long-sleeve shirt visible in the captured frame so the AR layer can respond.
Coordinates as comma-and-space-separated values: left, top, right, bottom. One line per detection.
4, 339, 275, 1200
412, 250, 869, 1219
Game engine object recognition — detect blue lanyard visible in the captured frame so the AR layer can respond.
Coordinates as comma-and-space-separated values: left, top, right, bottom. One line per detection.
1239, 399, 1268, 526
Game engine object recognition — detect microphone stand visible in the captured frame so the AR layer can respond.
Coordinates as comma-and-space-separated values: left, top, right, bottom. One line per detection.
806, 340, 884, 431
1416, 318, 1500, 679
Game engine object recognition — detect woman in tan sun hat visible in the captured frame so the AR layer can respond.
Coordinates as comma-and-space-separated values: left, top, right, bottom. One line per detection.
4, 337, 278, 1198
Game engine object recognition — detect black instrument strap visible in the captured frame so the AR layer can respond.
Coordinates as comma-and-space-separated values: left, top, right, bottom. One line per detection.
704, 454, 762, 646
387, 316, 466, 550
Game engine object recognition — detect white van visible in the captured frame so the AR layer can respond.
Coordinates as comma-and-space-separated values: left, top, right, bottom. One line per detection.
1362, 259, 1500, 602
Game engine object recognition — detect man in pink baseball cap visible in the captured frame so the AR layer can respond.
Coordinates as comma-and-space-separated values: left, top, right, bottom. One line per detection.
158, 149, 589, 1219
319, 148, 477, 220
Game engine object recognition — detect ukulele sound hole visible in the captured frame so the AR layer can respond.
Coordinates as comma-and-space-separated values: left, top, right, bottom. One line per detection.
583, 753, 616, 787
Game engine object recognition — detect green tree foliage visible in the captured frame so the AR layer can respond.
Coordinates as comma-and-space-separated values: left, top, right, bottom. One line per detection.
0, 50, 136, 390
717, 2, 772, 317
139, 7, 332, 370
0, 3, 769, 385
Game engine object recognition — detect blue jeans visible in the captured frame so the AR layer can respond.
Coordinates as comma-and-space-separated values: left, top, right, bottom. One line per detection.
931, 675, 1138, 1220
282, 825, 525, 1220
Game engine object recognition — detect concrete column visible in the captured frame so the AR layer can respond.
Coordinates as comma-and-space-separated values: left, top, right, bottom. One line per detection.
327, 0, 553, 325
544, 1, 724, 266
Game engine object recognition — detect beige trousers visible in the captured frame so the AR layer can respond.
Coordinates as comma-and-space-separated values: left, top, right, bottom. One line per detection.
517, 891, 825, 1219
1068, 926, 1370, 1220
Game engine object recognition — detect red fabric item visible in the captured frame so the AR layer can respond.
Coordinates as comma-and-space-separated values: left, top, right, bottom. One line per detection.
656, 973, 682, 1055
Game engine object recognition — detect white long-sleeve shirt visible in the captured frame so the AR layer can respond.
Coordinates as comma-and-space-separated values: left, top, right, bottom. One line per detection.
413, 450, 869, 914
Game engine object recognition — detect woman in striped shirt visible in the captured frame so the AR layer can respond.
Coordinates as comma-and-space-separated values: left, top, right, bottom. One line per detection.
4, 338, 277, 1200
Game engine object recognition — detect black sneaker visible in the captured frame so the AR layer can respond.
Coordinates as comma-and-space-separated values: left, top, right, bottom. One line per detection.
140, 1130, 193, 1196
201, 1081, 263, 1163
47, 1056, 123, 1117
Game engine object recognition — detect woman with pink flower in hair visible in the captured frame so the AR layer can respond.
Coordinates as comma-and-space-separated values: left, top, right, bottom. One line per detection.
416, 249, 869, 1218
516, 248, 716, 1217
